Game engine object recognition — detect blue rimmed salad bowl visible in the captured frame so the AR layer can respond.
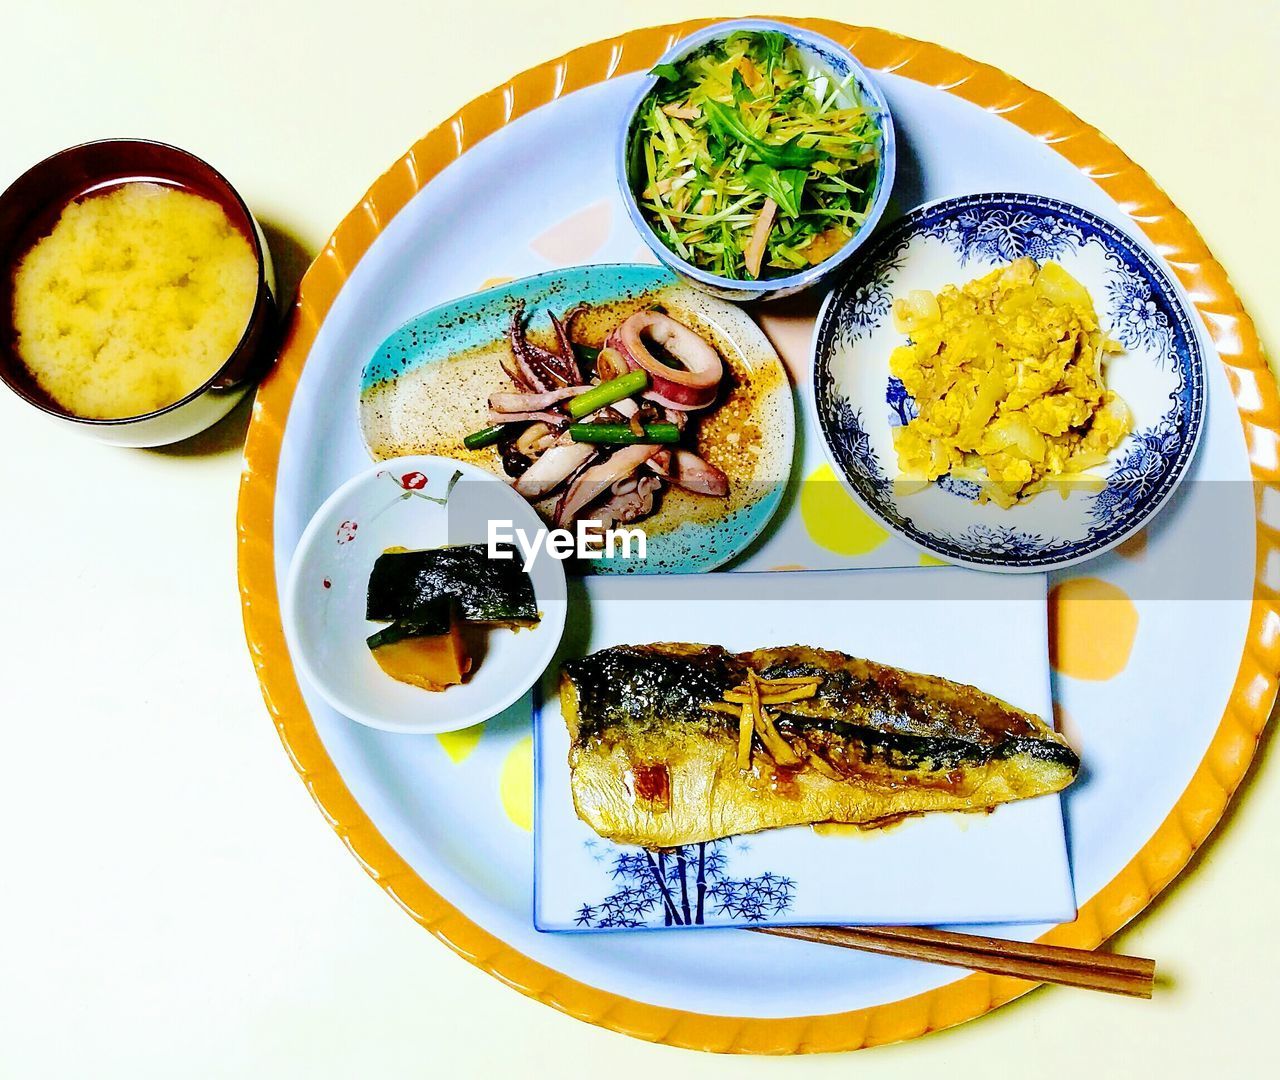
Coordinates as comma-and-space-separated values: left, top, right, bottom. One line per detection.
617, 19, 896, 303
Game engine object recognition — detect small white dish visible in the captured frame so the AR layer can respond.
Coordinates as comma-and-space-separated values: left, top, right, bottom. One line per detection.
284, 455, 567, 734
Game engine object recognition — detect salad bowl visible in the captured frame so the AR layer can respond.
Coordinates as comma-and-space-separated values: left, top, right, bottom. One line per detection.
617, 19, 896, 302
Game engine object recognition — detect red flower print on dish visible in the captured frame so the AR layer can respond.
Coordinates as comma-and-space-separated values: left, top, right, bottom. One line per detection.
336, 520, 358, 544
400, 471, 428, 490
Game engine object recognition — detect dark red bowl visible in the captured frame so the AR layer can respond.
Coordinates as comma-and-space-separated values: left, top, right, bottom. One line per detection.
0, 139, 277, 446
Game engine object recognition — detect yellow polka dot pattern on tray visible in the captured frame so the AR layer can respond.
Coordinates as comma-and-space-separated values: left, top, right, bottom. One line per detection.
755, 307, 818, 385
1049, 577, 1139, 681
1053, 702, 1082, 756
1117, 530, 1148, 559
529, 199, 613, 265
800, 464, 889, 555
437, 724, 484, 764
500, 735, 533, 832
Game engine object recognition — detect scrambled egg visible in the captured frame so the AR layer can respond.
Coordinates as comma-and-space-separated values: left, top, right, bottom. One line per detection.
889, 258, 1130, 507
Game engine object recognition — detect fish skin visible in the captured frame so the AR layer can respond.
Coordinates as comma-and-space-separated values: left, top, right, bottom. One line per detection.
561, 643, 1079, 848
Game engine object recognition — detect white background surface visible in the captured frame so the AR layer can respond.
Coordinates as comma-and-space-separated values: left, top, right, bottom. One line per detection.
2, 1, 1278, 1076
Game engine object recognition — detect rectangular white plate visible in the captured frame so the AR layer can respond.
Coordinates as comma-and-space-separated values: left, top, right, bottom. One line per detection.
534, 567, 1076, 931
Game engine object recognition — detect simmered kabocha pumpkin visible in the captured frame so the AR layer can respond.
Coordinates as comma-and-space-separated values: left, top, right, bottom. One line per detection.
366, 598, 471, 691
364, 544, 540, 693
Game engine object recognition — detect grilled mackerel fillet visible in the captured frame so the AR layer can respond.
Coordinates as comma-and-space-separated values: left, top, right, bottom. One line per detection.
561, 643, 1079, 847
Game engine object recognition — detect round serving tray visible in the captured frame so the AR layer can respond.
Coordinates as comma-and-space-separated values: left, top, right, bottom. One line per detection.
238, 19, 1278, 1054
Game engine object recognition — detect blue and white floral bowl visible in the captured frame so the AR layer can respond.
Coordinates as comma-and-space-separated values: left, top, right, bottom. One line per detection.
811, 193, 1206, 572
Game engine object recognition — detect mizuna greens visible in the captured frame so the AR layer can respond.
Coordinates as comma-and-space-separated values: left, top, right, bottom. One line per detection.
630, 31, 883, 281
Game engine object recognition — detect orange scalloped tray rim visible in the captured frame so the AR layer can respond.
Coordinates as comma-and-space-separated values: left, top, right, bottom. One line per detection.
237, 19, 1279, 1054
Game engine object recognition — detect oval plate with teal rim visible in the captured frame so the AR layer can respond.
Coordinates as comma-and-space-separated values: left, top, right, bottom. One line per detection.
811, 193, 1206, 573
359, 264, 794, 575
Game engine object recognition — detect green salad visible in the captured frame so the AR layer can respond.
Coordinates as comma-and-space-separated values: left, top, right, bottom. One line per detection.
629, 31, 883, 281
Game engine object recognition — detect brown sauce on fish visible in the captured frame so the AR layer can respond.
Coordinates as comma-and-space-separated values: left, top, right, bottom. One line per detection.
626, 762, 671, 811
563, 643, 1079, 848
767, 763, 805, 800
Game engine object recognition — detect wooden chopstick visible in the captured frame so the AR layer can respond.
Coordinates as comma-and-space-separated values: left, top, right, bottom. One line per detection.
751, 925, 1155, 998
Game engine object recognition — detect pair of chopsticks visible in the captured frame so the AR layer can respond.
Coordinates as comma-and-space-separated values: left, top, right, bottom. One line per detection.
751, 924, 1155, 998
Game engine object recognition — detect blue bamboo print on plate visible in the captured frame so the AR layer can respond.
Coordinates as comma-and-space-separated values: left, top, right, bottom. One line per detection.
575, 839, 795, 928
